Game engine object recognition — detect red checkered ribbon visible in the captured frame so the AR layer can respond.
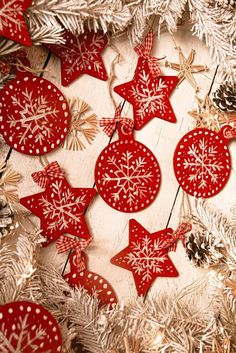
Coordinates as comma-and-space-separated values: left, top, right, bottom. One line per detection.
99, 105, 134, 137
32, 161, 65, 188
168, 222, 192, 252
134, 30, 161, 77
56, 236, 92, 272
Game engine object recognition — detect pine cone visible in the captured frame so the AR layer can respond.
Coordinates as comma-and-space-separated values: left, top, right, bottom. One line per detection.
213, 83, 236, 112
0, 197, 13, 239
186, 232, 225, 268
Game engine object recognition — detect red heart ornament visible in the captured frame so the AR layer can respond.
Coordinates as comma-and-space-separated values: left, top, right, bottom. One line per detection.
0, 74, 71, 155
173, 126, 233, 197
0, 301, 62, 353
94, 123, 161, 212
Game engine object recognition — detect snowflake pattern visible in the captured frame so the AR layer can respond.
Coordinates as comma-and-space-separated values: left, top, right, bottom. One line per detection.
114, 57, 179, 130
174, 128, 231, 198
20, 169, 96, 245
111, 220, 179, 296
95, 138, 161, 212
46, 30, 108, 86
0, 0, 31, 46
40, 180, 86, 233
0, 75, 70, 155
0, 301, 62, 353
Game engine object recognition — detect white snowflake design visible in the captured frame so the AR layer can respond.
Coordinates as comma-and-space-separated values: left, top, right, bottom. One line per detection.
61, 33, 105, 75
0, 0, 25, 32
0, 314, 53, 353
125, 236, 167, 282
102, 151, 154, 206
183, 138, 224, 189
39, 180, 86, 232
131, 70, 167, 118
7, 89, 59, 145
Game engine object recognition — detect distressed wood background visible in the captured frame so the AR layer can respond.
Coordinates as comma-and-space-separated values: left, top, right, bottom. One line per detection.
3, 19, 236, 302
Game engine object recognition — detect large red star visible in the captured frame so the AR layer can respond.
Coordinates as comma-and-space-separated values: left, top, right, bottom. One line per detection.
0, 0, 32, 46
46, 30, 108, 86
20, 163, 96, 246
111, 219, 179, 296
114, 57, 179, 130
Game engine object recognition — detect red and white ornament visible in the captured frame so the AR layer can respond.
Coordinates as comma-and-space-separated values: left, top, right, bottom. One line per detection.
20, 161, 96, 246
64, 252, 117, 308
0, 301, 62, 353
114, 57, 178, 130
46, 30, 108, 86
173, 126, 233, 198
0, 74, 71, 155
0, 0, 32, 46
96, 115, 161, 212
111, 219, 179, 296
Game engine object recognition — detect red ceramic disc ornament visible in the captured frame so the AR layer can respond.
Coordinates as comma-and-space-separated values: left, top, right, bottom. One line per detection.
173, 126, 234, 198
0, 74, 71, 155
114, 57, 179, 130
64, 252, 117, 308
0, 0, 32, 46
95, 122, 161, 212
0, 301, 62, 353
46, 30, 108, 86
20, 161, 96, 246
111, 219, 179, 296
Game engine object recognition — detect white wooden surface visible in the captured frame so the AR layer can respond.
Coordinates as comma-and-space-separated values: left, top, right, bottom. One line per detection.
3, 21, 236, 302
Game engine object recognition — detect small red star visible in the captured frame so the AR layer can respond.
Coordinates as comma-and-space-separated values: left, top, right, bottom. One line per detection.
114, 57, 179, 130
46, 30, 108, 86
111, 219, 179, 296
0, 0, 32, 46
20, 165, 96, 246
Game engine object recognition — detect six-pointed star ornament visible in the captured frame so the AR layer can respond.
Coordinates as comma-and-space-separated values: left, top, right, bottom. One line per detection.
188, 95, 230, 132
114, 57, 179, 130
111, 219, 179, 296
165, 47, 207, 92
46, 30, 108, 86
20, 161, 96, 246
0, 0, 32, 46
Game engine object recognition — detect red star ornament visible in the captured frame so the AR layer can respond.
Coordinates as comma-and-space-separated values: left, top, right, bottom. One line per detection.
46, 30, 108, 86
0, 301, 62, 353
173, 126, 235, 198
114, 57, 179, 130
111, 219, 179, 296
0, 73, 71, 155
20, 161, 96, 246
64, 252, 117, 308
0, 0, 32, 46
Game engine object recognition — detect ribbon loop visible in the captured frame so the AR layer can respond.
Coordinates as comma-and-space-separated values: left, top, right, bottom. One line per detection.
32, 161, 65, 189
134, 31, 161, 77
56, 235, 92, 272
99, 105, 134, 137
222, 125, 236, 141
169, 222, 192, 252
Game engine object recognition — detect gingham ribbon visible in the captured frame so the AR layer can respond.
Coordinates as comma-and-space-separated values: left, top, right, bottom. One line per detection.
56, 236, 92, 272
32, 161, 65, 188
168, 222, 192, 252
134, 30, 161, 77
99, 105, 134, 137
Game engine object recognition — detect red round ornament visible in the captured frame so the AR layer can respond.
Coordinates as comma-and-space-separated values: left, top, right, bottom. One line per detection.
0, 74, 71, 155
64, 252, 117, 308
173, 127, 233, 198
94, 123, 161, 212
0, 301, 62, 353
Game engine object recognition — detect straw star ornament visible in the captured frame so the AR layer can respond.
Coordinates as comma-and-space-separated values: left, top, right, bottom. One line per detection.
165, 47, 207, 92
